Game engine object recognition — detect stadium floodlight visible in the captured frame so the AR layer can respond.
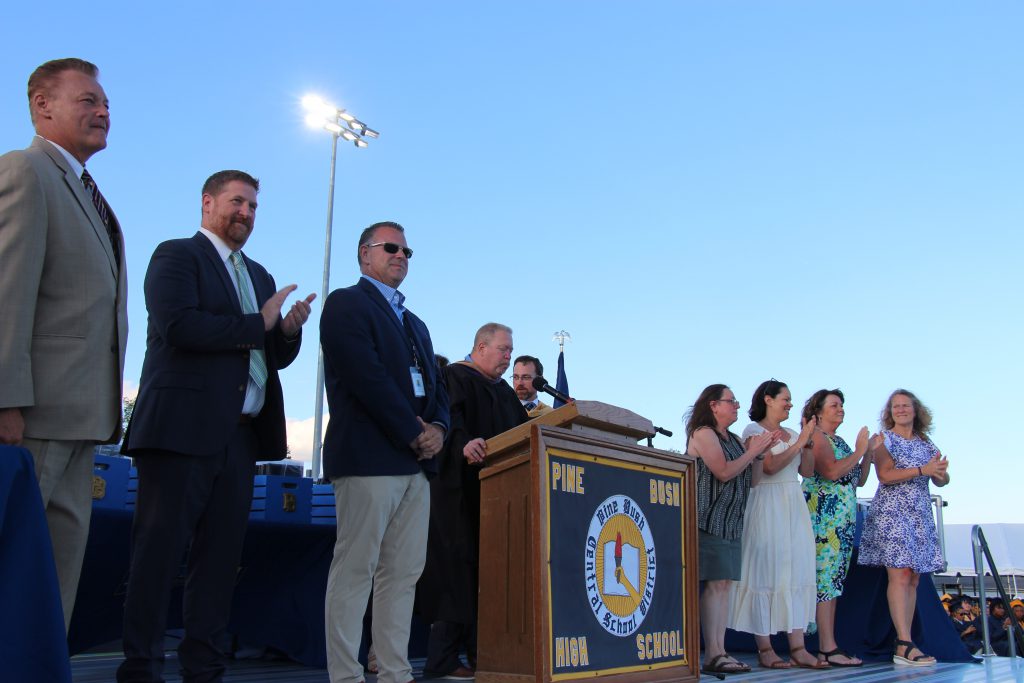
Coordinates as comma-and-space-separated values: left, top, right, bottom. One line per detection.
301, 93, 380, 479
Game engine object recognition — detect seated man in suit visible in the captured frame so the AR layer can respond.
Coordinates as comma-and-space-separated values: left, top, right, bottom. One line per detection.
320, 221, 449, 683
117, 170, 314, 683
511, 355, 553, 417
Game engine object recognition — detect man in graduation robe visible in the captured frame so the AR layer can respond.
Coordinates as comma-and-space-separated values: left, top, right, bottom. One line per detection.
419, 323, 528, 680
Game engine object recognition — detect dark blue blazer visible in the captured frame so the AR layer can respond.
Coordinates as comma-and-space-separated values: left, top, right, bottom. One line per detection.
124, 233, 300, 458
320, 277, 449, 479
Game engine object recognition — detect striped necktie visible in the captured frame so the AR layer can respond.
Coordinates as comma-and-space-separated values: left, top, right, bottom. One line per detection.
80, 169, 120, 269
229, 252, 268, 390
525, 401, 537, 412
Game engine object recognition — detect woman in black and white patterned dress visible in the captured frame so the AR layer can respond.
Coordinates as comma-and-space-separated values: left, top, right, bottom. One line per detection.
686, 384, 779, 675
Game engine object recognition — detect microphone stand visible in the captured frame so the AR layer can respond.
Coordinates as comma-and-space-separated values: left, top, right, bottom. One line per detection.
646, 425, 673, 448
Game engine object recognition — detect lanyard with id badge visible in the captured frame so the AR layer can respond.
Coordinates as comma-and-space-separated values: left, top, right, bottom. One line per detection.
405, 317, 427, 398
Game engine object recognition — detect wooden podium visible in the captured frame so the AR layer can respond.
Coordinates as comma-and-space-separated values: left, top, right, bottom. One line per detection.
476, 401, 699, 683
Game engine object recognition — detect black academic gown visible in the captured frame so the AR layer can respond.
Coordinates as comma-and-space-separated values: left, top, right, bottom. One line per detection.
418, 362, 529, 624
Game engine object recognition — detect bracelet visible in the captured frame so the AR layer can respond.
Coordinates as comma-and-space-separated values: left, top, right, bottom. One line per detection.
917, 466, 923, 477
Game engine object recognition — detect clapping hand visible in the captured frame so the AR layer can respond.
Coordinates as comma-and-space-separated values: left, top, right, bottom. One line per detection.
748, 430, 778, 457
281, 292, 317, 338
855, 426, 870, 456
798, 417, 816, 446
922, 452, 949, 479
869, 433, 884, 452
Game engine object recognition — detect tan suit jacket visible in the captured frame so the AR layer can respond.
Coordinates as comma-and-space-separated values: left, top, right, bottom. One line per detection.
0, 137, 127, 442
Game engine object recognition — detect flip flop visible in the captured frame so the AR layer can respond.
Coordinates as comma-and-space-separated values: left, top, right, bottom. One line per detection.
818, 647, 863, 667
702, 653, 751, 674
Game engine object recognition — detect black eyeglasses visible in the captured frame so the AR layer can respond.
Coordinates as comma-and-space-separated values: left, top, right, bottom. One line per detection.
366, 242, 413, 259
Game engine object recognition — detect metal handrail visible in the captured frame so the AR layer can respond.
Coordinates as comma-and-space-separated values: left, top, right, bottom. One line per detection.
971, 525, 1024, 657
932, 494, 947, 573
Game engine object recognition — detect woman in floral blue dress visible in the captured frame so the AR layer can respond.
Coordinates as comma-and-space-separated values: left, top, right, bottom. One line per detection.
858, 390, 949, 666
801, 389, 873, 667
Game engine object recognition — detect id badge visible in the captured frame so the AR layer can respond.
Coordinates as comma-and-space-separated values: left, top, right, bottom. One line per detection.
410, 367, 426, 397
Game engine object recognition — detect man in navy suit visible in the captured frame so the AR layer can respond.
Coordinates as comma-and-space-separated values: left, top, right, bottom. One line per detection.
320, 221, 449, 683
117, 170, 315, 683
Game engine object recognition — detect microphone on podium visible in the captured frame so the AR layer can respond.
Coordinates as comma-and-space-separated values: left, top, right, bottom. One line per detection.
532, 376, 573, 405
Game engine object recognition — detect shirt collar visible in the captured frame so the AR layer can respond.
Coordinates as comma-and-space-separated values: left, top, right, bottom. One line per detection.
361, 275, 405, 309
199, 227, 234, 263
461, 358, 504, 385
40, 136, 84, 179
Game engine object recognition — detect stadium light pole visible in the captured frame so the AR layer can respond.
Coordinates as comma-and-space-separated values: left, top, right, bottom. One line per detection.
302, 94, 379, 479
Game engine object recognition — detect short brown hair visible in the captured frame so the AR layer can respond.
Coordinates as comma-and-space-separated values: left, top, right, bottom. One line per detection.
28, 58, 99, 124
513, 355, 543, 377
356, 221, 405, 263
202, 170, 260, 197
801, 388, 845, 423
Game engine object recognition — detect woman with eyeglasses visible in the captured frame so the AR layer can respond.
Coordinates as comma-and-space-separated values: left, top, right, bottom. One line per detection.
857, 390, 949, 666
685, 384, 780, 675
728, 380, 828, 669
800, 388, 873, 667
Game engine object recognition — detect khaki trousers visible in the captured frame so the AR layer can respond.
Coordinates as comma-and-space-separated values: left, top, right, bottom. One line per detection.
326, 472, 429, 683
23, 437, 96, 631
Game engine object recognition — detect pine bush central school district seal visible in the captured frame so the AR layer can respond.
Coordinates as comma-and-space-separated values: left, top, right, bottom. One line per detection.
585, 494, 657, 637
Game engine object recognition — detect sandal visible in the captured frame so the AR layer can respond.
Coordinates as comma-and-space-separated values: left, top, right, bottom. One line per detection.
789, 645, 830, 669
702, 653, 751, 674
894, 639, 936, 666
757, 647, 791, 669
818, 647, 863, 667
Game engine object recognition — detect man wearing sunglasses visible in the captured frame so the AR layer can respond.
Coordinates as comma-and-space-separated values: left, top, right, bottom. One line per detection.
320, 221, 449, 683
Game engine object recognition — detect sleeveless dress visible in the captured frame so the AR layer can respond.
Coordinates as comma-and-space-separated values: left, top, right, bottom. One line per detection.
802, 433, 861, 602
729, 425, 817, 635
695, 430, 752, 581
857, 431, 943, 572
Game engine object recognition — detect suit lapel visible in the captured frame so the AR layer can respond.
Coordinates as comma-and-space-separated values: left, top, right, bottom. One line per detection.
193, 233, 242, 314
34, 139, 119, 278
241, 253, 270, 306
357, 278, 406, 338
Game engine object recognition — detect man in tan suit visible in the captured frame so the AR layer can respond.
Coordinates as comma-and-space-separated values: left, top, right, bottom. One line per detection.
0, 58, 127, 629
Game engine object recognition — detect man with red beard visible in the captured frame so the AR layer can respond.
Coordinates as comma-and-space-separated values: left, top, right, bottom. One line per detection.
117, 170, 314, 683
511, 355, 553, 417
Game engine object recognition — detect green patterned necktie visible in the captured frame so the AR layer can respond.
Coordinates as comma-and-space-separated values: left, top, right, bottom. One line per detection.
229, 252, 267, 389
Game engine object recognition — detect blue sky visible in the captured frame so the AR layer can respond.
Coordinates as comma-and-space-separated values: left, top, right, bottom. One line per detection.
2, 1, 1020, 524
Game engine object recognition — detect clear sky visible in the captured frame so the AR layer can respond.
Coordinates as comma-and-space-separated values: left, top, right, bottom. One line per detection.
2, 1, 1020, 525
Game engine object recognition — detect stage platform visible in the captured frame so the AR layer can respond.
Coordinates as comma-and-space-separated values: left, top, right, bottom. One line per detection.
68, 652, 1023, 683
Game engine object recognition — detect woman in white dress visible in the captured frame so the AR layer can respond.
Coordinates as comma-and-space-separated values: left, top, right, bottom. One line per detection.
729, 380, 827, 669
